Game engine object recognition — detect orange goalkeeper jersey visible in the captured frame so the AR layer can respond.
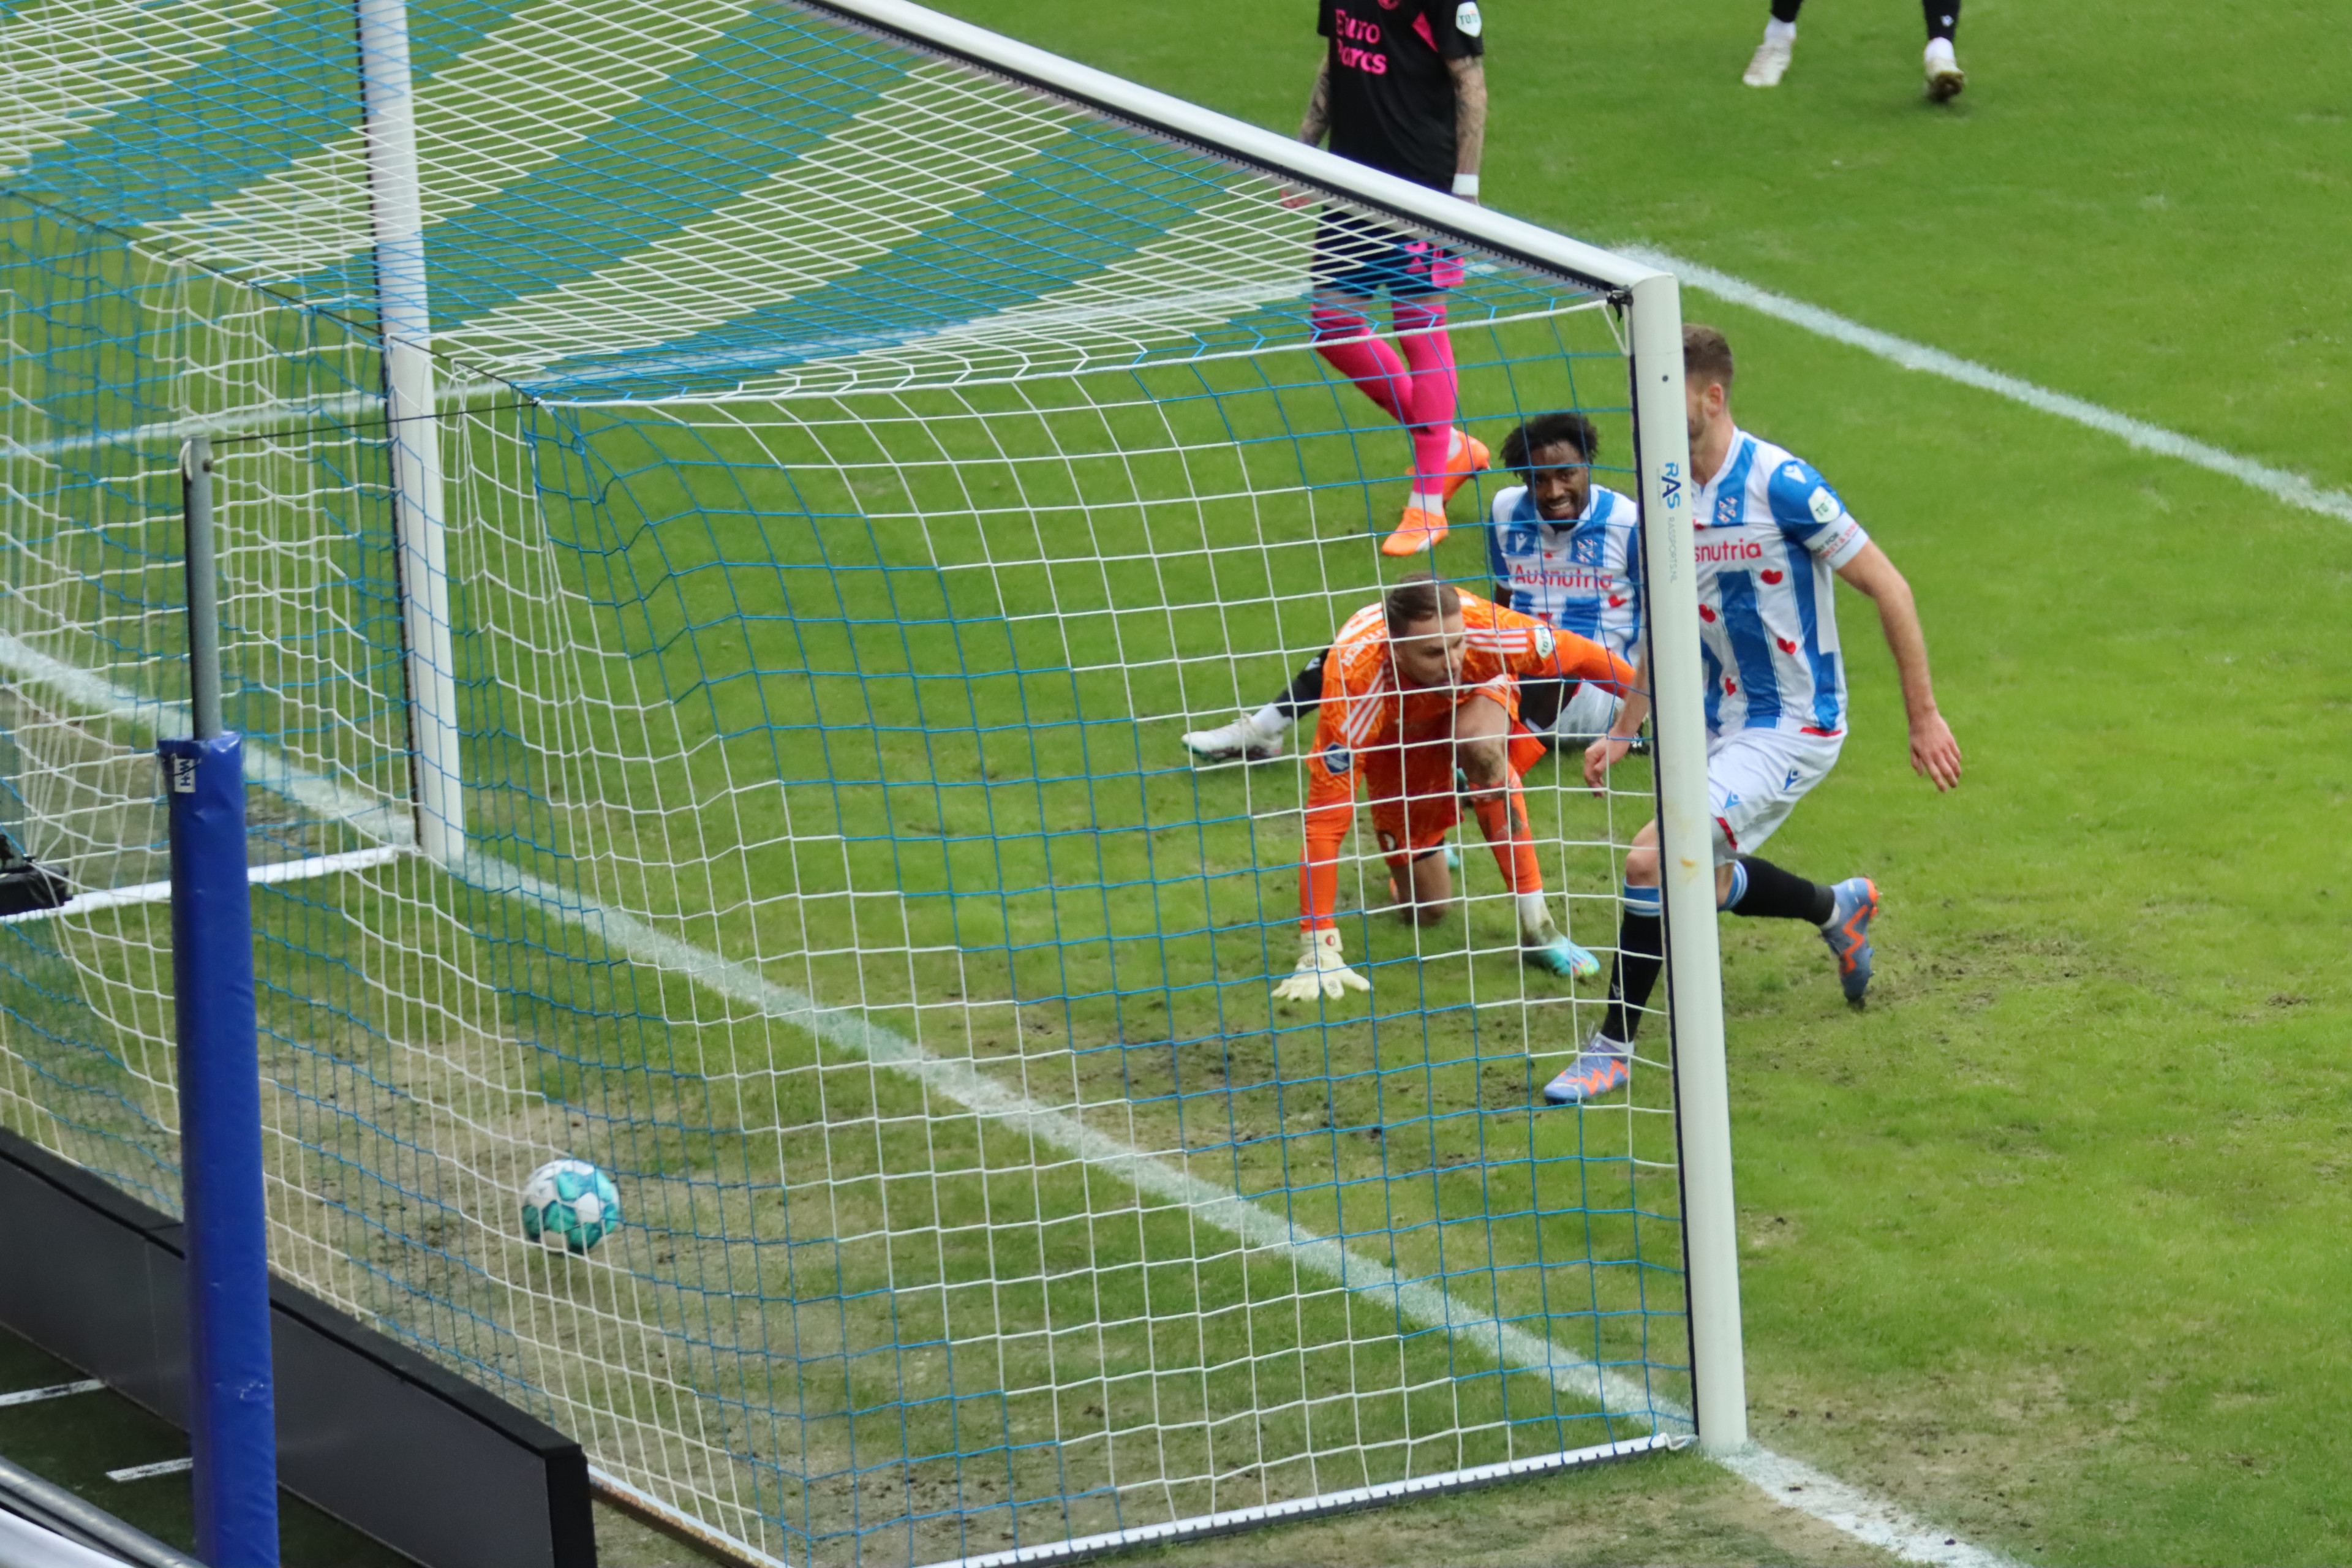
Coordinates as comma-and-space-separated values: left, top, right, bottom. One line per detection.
1297, 590, 1637, 928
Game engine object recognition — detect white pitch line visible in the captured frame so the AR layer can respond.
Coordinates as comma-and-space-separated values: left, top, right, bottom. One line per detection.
1625, 244, 2352, 524
0, 632, 413, 848
471, 845, 2018, 1568
1723, 1447, 2016, 1568
0, 845, 407, 927
105, 1457, 190, 1483
0, 1379, 101, 1408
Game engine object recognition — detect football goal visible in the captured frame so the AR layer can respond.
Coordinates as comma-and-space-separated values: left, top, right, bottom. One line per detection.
0, 0, 1742, 1561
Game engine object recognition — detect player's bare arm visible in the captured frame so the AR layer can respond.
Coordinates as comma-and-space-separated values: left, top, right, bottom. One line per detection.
1298, 56, 1333, 145
1834, 542, 1963, 791
1583, 657, 1650, 793
1447, 55, 1486, 197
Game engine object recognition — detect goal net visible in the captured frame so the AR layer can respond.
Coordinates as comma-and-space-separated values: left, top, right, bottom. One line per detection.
0, 0, 1734, 1562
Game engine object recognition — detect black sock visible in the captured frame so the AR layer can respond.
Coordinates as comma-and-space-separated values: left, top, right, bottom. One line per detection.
1601, 908, 1663, 1043
1731, 856, 1835, 925
1923, 0, 1958, 40
1273, 650, 1329, 722
1770, 0, 1803, 23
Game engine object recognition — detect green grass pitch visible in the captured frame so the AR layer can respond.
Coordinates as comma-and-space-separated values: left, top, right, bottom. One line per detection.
899, 0, 2348, 1563
2, 0, 2347, 1564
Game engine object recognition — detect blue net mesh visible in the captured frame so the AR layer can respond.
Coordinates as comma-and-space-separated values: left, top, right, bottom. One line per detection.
0, 4, 1695, 1562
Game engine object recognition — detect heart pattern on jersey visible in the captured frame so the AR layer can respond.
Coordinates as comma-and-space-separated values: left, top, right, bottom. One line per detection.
1760, 570, 1785, 584
1698, 605, 1717, 622
1607, 594, 1627, 609
1724, 677, 1738, 695
1776, 636, 1798, 654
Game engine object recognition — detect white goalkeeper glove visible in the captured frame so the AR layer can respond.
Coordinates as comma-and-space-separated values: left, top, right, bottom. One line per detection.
1272, 928, 1370, 1002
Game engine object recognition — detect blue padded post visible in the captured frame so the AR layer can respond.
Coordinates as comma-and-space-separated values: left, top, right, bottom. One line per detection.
162, 731, 280, 1567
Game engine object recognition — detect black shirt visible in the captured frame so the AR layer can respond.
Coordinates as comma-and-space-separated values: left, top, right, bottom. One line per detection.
1317, 0, 1485, 191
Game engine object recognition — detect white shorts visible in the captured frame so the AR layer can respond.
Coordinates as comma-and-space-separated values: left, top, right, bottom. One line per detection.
1706, 727, 1844, 865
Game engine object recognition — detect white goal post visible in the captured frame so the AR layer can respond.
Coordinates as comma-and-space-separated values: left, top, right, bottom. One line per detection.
794, 0, 1746, 1458
0, 0, 1751, 1562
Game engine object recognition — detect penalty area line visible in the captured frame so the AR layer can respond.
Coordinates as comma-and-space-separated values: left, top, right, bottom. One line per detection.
1624, 244, 2352, 525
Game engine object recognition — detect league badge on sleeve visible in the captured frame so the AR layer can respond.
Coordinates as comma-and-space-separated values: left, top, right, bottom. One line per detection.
1455, 1, 1483, 37
1808, 486, 1841, 524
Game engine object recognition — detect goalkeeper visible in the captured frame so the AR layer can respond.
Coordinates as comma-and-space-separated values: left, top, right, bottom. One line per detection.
1274, 573, 1637, 1002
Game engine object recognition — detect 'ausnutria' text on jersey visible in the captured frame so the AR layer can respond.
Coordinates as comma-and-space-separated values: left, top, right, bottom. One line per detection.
1485, 483, 1642, 662
1691, 429, 1870, 737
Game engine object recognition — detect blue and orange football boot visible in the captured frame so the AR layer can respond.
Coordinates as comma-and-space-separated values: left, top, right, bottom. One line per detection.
1820, 876, 1879, 1003
1542, 1032, 1632, 1105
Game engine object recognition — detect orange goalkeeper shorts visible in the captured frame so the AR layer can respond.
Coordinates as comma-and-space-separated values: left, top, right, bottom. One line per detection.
1362, 719, 1547, 865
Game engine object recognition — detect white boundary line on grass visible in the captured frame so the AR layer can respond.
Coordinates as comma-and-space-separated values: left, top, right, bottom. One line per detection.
1626, 244, 2352, 524
0, 639, 2021, 1568
0, 845, 407, 927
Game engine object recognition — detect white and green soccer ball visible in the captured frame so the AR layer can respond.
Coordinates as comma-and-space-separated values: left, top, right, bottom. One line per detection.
521, 1158, 619, 1254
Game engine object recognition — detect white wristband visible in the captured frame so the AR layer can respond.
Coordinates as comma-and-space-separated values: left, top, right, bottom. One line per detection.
1451, 172, 1480, 198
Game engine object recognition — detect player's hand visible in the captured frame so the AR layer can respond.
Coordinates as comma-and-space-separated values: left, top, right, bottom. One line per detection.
1583, 734, 1635, 794
1272, 929, 1370, 1002
1909, 710, 1962, 792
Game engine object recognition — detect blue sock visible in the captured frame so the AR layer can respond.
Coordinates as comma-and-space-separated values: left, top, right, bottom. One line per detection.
1717, 861, 1749, 911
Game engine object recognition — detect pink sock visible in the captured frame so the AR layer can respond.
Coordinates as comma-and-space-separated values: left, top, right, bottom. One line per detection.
1311, 304, 1415, 426
1394, 298, 1458, 487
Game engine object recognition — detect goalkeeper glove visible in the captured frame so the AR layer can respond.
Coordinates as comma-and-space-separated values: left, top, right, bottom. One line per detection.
1272, 928, 1370, 1002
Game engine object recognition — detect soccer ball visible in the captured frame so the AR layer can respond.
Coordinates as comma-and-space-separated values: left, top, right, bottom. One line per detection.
521, 1158, 620, 1254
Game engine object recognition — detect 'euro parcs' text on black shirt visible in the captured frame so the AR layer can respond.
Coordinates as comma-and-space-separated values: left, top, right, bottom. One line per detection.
1316, 0, 1486, 190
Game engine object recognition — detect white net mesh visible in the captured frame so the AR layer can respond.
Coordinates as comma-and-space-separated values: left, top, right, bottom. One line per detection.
1, 4, 1699, 1562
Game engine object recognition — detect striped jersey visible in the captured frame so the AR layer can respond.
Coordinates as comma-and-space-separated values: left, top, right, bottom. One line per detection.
1692, 428, 1871, 737
1484, 483, 1642, 660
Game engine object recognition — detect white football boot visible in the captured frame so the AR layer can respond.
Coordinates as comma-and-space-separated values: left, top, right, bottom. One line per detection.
1744, 30, 1793, 87
1182, 715, 1285, 764
1925, 38, 1965, 102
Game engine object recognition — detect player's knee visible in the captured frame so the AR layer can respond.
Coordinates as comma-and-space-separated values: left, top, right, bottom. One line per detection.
1623, 843, 1661, 888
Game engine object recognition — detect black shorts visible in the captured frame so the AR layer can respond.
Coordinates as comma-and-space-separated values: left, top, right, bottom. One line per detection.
1310, 209, 1464, 299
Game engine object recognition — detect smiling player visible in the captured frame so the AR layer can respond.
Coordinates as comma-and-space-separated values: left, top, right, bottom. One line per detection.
1548, 325, 1964, 1104
1272, 573, 1638, 1003
1486, 410, 1642, 747
1185, 412, 1637, 765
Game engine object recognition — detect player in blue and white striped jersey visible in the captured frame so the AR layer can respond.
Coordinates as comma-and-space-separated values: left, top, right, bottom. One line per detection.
1182, 412, 1637, 765
1485, 410, 1642, 745
1550, 325, 1965, 1107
